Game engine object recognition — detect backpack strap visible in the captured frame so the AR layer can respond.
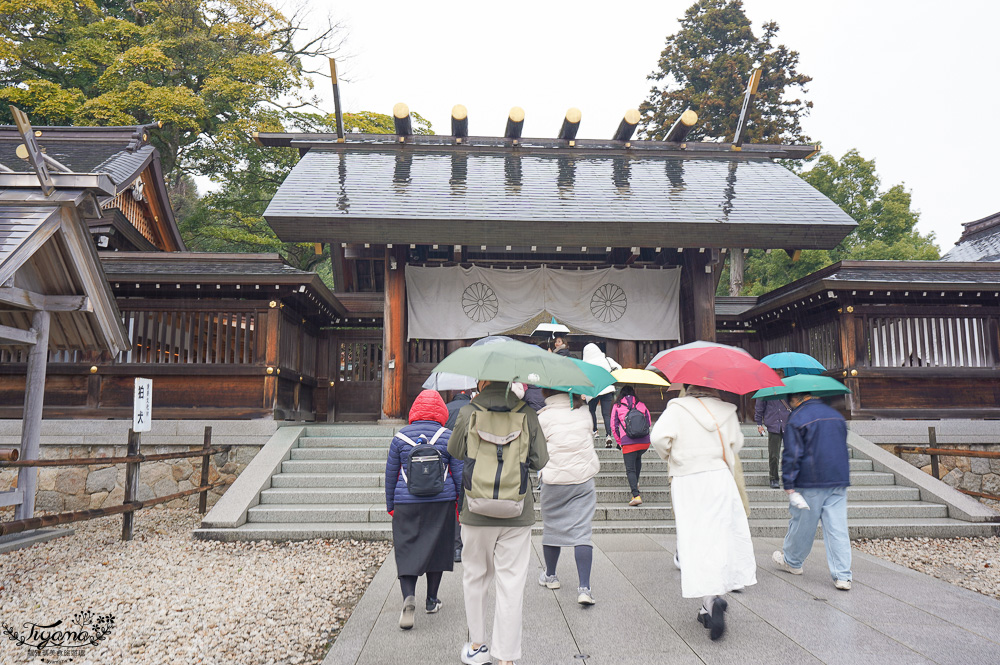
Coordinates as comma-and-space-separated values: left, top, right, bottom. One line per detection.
429, 427, 446, 446
396, 432, 420, 447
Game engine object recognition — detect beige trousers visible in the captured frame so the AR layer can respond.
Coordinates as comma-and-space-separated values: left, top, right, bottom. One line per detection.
461, 524, 533, 662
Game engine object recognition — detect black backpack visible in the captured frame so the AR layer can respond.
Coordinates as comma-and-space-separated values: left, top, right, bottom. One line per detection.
623, 399, 650, 439
398, 427, 448, 497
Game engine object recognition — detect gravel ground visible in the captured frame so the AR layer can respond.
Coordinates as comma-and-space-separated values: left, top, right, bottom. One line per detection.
854, 536, 1000, 601
0, 509, 391, 665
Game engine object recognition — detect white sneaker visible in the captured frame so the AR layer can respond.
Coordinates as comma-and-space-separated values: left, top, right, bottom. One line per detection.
460, 642, 491, 665
772, 550, 803, 575
834, 579, 852, 590
538, 570, 560, 589
577, 587, 595, 605
398, 595, 415, 630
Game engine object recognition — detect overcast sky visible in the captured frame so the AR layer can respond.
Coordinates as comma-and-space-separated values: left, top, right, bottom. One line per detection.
301, 0, 999, 251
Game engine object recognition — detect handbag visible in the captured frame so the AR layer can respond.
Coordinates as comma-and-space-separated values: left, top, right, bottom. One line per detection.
695, 398, 751, 517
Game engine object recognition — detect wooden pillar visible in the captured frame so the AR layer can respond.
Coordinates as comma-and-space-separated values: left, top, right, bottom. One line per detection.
263, 301, 280, 414
381, 246, 407, 421
315, 332, 331, 422
837, 300, 859, 415
681, 249, 718, 343
729, 249, 745, 296
14, 310, 50, 521
618, 340, 638, 368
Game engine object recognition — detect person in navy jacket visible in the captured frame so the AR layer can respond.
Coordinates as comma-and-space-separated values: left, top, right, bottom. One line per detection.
772, 394, 853, 591
385, 390, 463, 629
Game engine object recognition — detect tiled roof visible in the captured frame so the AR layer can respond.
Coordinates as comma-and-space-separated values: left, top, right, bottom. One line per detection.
264, 147, 857, 249
0, 205, 59, 279
0, 126, 154, 191
827, 263, 1000, 285
100, 252, 307, 277
942, 211, 1000, 262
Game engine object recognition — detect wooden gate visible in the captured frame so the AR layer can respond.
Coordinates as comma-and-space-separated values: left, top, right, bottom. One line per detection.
330, 330, 383, 421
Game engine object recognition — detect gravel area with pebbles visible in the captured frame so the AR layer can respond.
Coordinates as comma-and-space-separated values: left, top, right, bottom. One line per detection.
0, 509, 391, 665
854, 536, 1000, 601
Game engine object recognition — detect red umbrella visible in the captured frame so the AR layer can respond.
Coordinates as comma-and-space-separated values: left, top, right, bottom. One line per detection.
651, 344, 784, 395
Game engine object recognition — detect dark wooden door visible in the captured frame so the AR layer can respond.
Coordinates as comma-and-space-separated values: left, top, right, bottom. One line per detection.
330, 330, 383, 421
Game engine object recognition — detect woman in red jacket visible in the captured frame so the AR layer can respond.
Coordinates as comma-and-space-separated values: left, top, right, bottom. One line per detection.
610, 386, 652, 506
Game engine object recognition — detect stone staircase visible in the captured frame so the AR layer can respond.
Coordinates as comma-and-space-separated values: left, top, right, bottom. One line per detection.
195, 423, 1000, 541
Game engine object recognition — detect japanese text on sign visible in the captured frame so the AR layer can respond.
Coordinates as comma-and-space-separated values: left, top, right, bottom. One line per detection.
133, 378, 152, 432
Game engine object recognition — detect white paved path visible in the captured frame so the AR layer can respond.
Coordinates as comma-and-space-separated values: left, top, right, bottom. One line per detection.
323, 534, 1000, 665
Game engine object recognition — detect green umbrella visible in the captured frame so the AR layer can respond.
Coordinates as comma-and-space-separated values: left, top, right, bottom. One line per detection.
752, 374, 851, 400
431, 339, 593, 388
547, 357, 617, 397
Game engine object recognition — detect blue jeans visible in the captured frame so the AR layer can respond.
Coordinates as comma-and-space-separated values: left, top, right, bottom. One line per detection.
782, 486, 852, 581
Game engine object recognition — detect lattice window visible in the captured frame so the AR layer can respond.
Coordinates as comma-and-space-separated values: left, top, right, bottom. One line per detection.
338, 340, 382, 382
866, 316, 991, 368
806, 320, 841, 369
408, 339, 449, 364
116, 309, 257, 364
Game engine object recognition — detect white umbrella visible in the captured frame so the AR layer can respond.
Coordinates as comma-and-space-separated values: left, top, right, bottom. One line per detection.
422, 335, 515, 390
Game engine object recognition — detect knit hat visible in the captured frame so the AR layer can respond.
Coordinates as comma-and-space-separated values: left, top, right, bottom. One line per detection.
408, 389, 449, 425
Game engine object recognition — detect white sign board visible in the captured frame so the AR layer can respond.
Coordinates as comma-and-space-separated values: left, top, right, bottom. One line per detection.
133, 378, 152, 432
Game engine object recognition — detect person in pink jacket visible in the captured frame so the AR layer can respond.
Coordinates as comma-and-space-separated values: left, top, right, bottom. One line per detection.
610, 386, 652, 506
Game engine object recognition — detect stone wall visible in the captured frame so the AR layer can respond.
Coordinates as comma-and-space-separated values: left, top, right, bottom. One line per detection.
850, 420, 1000, 511
0, 420, 278, 516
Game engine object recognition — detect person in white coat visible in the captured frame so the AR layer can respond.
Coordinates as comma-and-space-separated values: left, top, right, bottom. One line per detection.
650, 385, 757, 641
581, 343, 622, 448
535, 389, 601, 605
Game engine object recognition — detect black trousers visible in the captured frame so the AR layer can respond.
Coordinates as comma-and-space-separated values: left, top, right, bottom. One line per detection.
589, 393, 614, 437
768, 432, 784, 482
623, 449, 646, 497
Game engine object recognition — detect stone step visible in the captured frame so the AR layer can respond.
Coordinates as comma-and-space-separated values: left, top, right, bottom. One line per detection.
266, 474, 919, 502
277, 459, 893, 486
285, 447, 873, 473
196, 517, 999, 542
249, 498, 948, 523
302, 425, 398, 437
297, 436, 394, 448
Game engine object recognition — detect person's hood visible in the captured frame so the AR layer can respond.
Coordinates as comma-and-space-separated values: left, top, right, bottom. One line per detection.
539, 392, 572, 412
673, 395, 737, 431
408, 389, 449, 425
582, 343, 604, 365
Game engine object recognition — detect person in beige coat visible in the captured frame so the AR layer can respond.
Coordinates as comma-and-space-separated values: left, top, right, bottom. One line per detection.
536, 389, 601, 605
650, 385, 757, 641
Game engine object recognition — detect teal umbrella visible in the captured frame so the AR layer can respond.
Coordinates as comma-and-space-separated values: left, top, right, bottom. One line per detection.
431, 339, 593, 388
547, 357, 616, 397
752, 374, 851, 401
760, 352, 826, 377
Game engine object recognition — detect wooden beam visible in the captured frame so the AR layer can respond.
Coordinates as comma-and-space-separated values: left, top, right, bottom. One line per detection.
9, 105, 55, 196
729, 249, 745, 296
665, 108, 698, 142
328, 58, 346, 140
613, 109, 641, 141
381, 246, 407, 421
0, 489, 24, 508
0, 323, 37, 346
558, 108, 582, 141
505, 107, 525, 139
451, 105, 468, 138
0, 287, 92, 312
14, 309, 50, 519
393, 103, 412, 136
732, 68, 762, 149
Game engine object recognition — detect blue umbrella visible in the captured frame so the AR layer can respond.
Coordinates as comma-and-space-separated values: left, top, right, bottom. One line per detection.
760, 352, 826, 377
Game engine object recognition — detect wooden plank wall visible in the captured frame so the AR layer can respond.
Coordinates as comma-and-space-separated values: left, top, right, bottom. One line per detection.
0, 299, 327, 421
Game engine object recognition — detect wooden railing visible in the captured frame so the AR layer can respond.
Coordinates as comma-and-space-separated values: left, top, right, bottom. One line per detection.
0, 427, 232, 540
894, 427, 1000, 502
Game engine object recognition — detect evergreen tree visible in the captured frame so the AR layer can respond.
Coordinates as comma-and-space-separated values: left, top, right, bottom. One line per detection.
639, 0, 812, 144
